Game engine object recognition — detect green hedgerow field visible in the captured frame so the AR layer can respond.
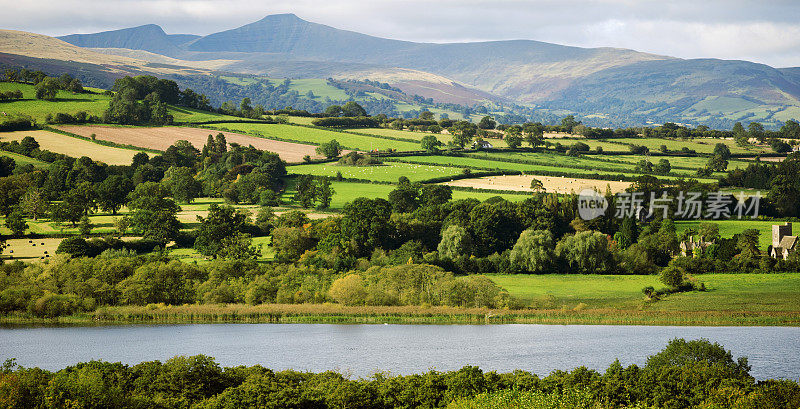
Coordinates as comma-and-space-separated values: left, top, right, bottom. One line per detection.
167, 106, 242, 123
0, 150, 49, 168
279, 180, 530, 210
287, 161, 463, 182
613, 154, 754, 170
466, 151, 657, 173
0, 82, 241, 124
391, 154, 717, 183
607, 137, 770, 154
207, 122, 421, 151
359, 127, 452, 143
0, 83, 110, 122
675, 219, 786, 249
490, 273, 800, 312
490, 274, 662, 309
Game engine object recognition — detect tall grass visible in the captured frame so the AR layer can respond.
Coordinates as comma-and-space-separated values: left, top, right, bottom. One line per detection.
2, 303, 797, 326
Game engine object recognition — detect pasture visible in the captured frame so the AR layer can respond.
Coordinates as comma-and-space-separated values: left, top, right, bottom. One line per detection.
390, 154, 709, 182
675, 219, 786, 250
0, 83, 109, 121
206, 122, 421, 151
613, 154, 754, 170
607, 137, 770, 154
0, 150, 49, 168
287, 161, 462, 183
279, 180, 530, 210
359, 127, 451, 143
490, 273, 800, 312
57, 125, 320, 162
443, 174, 631, 194
490, 274, 662, 309
0, 130, 143, 165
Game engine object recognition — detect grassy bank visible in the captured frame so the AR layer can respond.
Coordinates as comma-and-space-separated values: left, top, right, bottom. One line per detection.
2, 302, 798, 326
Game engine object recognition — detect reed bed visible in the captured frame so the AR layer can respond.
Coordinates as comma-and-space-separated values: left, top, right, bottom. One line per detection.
2, 304, 798, 326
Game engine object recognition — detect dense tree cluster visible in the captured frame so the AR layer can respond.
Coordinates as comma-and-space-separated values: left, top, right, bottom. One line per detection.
0, 133, 286, 242
0, 339, 796, 409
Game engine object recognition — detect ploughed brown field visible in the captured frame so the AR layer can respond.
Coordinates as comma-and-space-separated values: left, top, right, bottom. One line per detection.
443, 174, 630, 194
56, 125, 321, 163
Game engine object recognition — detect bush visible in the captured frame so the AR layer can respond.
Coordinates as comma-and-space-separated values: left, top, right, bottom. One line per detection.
29, 292, 91, 318
328, 274, 367, 306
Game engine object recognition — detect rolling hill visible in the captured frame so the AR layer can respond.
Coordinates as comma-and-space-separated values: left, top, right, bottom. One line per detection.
1, 13, 798, 127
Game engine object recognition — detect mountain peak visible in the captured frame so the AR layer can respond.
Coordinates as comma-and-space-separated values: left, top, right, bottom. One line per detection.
257, 13, 302, 21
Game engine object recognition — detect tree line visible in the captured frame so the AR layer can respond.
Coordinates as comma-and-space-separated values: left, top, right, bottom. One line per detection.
0, 339, 797, 408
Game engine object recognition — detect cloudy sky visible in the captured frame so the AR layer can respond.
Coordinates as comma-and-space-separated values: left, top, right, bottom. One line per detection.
3, 0, 800, 67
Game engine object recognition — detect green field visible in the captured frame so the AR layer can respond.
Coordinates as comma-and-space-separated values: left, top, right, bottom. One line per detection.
607, 137, 770, 155
613, 154, 754, 170
285, 116, 317, 125
167, 106, 242, 123
279, 180, 530, 210
207, 122, 421, 151
0, 82, 242, 124
390, 154, 717, 183
0, 150, 49, 168
169, 236, 275, 264
0, 83, 110, 122
359, 127, 451, 143
287, 161, 463, 182
675, 219, 784, 250
490, 273, 800, 313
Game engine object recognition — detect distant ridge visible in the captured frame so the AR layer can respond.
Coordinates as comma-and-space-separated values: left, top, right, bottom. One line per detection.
39, 13, 800, 126
59, 24, 197, 56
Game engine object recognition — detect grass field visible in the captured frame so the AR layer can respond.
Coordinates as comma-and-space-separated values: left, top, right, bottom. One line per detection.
390, 154, 716, 183
167, 106, 242, 123
490, 273, 800, 313
279, 180, 530, 210
0, 83, 110, 121
675, 220, 786, 250
0, 82, 242, 124
359, 127, 451, 143
613, 154, 753, 170
0, 130, 144, 165
57, 125, 320, 162
0, 150, 49, 168
287, 162, 463, 182
607, 137, 770, 155
207, 122, 421, 151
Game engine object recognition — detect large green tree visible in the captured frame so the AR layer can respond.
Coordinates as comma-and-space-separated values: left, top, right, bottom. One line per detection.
509, 229, 556, 273
194, 204, 251, 258
126, 182, 181, 243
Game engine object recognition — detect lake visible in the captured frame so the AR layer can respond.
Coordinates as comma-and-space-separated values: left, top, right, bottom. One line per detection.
1, 324, 798, 380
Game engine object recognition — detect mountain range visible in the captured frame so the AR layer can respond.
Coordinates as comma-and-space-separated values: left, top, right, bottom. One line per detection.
3, 13, 800, 127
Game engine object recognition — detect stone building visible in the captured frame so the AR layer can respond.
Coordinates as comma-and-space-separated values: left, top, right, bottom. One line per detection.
769, 222, 797, 260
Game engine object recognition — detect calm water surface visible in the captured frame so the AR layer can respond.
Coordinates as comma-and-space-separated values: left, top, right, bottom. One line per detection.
1, 324, 798, 380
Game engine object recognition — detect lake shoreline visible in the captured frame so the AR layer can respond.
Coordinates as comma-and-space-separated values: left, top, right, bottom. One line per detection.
2, 303, 798, 327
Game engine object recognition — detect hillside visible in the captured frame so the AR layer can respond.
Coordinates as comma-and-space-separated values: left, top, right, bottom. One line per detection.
52, 14, 800, 128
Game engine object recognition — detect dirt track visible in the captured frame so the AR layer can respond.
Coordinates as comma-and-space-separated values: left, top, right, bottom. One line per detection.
57, 125, 321, 163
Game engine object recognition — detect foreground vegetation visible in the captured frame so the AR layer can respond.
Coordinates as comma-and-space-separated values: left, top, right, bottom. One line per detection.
1, 339, 798, 408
